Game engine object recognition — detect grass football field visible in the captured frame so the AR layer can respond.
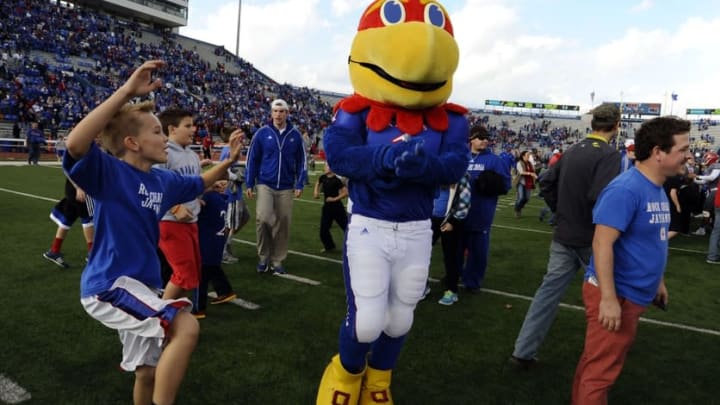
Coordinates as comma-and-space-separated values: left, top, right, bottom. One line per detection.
0, 164, 718, 404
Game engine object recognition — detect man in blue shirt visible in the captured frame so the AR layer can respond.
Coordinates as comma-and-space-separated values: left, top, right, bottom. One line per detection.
244, 99, 307, 275
461, 125, 511, 292
26, 121, 46, 165
499, 146, 516, 175
572, 116, 691, 404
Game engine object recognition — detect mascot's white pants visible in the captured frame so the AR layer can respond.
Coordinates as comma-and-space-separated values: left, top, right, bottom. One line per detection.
345, 214, 431, 342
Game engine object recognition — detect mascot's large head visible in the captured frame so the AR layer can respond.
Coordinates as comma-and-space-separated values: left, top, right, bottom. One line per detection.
349, 0, 459, 110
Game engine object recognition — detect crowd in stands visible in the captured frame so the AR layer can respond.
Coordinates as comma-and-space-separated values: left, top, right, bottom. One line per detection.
697, 133, 716, 144
0, 0, 332, 148
695, 118, 718, 131
2, 0, 719, 162
467, 114, 586, 157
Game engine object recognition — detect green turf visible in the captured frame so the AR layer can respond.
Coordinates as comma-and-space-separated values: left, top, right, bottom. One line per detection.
0, 165, 718, 404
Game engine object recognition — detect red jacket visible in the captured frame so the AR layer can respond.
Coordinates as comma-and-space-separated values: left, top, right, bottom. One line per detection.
520, 161, 535, 189
548, 152, 562, 167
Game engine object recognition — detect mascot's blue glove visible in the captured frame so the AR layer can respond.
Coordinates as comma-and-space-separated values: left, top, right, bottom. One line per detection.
380, 137, 420, 172
394, 139, 429, 179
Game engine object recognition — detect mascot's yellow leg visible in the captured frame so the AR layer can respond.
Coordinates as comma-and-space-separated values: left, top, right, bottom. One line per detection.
359, 367, 393, 404
316, 354, 365, 405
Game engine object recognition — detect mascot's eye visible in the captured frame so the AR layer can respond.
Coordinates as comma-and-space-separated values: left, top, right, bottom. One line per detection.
424, 3, 446, 29
380, 0, 406, 26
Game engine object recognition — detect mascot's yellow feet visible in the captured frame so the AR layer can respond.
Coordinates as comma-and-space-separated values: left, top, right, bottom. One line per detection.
359, 367, 393, 404
316, 354, 365, 405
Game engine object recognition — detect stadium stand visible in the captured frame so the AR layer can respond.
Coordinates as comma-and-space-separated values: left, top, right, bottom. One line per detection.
0, 0, 332, 147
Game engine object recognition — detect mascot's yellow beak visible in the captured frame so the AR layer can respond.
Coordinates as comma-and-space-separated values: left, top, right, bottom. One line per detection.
349, 8, 459, 110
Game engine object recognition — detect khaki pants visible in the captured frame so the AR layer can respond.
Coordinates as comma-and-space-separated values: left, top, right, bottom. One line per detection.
255, 184, 294, 267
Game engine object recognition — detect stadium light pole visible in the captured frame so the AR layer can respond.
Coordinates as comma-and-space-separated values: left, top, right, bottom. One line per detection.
235, 0, 242, 56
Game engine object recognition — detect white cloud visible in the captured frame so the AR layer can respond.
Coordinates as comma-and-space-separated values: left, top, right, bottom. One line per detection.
181, 0, 330, 87
180, 1, 720, 113
590, 17, 720, 111
330, 0, 363, 17
516, 35, 565, 50
450, 1, 570, 105
181, 2, 238, 50
594, 28, 668, 71
630, 0, 654, 13
669, 17, 720, 52
448, 1, 720, 112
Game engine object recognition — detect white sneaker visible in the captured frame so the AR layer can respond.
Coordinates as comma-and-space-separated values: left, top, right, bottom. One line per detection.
421, 285, 431, 300
222, 253, 239, 264
692, 227, 706, 236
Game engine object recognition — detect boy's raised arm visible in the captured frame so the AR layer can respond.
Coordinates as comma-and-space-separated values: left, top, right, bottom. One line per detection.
66, 60, 165, 159
201, 130, 244, 187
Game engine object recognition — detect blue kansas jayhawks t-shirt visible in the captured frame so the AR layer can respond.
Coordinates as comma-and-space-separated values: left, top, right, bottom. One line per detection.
586, 167, 669, 306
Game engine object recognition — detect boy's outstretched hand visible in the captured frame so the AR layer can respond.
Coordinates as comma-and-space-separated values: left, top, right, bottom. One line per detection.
121, 60, 165, 98
227, 129, 244, 162
200, 130, 245, 189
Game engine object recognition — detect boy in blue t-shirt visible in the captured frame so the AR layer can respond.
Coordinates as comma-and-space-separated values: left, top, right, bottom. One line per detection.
63, 60, 244, 405
219, 129, 250, 263
194, 180, 237, 316
572, 116, 691, 404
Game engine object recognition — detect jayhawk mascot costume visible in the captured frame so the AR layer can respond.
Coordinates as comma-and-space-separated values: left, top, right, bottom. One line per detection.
316, 1, 469, 404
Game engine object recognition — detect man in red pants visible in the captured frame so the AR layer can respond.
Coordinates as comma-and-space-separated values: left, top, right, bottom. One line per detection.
572, 116, 691, 404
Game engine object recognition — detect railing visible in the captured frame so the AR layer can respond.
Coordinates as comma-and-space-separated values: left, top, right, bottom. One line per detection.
0, 138, 233, 161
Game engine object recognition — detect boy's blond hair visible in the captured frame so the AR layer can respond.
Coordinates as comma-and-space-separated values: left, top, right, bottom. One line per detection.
100, 101, 156, 157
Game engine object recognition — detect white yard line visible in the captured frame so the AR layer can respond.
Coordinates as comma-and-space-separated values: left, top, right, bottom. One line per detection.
491, 224, 708, 254
2, 186, 717, 336
292, 197, 323, 206
272, 272, 322, 285
232, 238, 341, 265
477, 287, 720, 337
0, 188, 57, 203
0, 374, 31, 404
0, 162, 62, 168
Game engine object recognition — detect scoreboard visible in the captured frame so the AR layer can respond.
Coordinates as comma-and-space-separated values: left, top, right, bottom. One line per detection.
605, 102, 661, 116
686, 108, 720, 115
485, 99, 580, 111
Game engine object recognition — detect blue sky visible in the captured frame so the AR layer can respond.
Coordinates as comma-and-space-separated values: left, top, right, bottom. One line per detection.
180, 0, 720, 113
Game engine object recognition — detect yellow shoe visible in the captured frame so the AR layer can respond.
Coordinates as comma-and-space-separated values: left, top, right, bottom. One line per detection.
316, 354, 365, 405
359, 367, 393, 404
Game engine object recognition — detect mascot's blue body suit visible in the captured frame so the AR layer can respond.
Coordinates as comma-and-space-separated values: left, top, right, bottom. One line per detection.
316, 1, 470, 404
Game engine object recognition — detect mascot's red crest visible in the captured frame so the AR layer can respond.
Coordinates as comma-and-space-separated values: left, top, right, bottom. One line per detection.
358, 0, 454, 36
